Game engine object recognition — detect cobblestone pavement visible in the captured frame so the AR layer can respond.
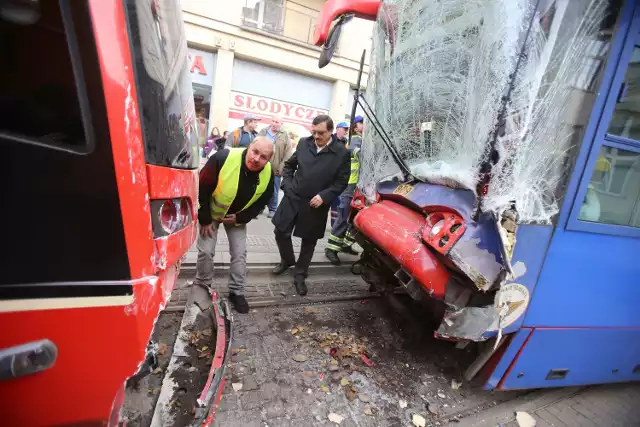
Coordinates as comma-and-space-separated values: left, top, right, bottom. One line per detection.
212, 299, 525, 427
457, 382, 640, 427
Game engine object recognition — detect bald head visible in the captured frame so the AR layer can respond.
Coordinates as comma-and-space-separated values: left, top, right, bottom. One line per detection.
245, 136, 274, 172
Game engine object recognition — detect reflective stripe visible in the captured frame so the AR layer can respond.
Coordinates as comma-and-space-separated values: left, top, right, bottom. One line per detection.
328, 234, 344, 244
326, 243, 344, 252
211, 148, 272, 220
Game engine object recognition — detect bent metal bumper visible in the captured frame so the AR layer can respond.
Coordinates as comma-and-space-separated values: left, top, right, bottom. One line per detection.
192, 291, 232, 426
353, 200, 450, 300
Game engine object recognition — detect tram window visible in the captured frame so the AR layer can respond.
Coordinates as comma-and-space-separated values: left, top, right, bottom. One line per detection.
125, 0, 199, 169
608, 45, 640, 141
0, 1, 94, 154
579, 146, 640, 227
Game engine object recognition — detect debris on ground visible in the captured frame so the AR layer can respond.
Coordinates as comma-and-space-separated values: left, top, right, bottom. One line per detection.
157, 342, 168, 356
516, 411, 537, 427
232, 383, 243, 392
364, 406, 376, 416
360, 354, 375, 367
345, 386, 358, 401
428, 403, 439, 415
412, 413, 427, 427
340, 377, 350, 386
293, 354, 308, 362
231, 347, 246, 355
451, 379, 463, 390
328, 412, 344, 424
151, 368, 163, 375
399, 399, 408, 409
437, 391, 446, 399
358, 394, 371, 403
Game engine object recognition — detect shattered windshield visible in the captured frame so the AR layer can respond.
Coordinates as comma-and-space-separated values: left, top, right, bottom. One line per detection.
359, 0, 614, 224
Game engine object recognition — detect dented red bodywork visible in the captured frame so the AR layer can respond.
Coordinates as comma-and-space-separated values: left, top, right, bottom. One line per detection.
354, 201, 451, 299
0, 1, 210, 425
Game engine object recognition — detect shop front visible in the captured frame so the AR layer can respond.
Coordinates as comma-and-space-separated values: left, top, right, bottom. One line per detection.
188, 47, 216, 146
229, 59, 332, 144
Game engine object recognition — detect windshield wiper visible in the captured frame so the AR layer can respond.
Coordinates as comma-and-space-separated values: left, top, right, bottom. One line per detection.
351, 50, 413, 181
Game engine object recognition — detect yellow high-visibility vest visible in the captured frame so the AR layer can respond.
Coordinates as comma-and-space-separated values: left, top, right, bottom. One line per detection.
211, 148, 272, 220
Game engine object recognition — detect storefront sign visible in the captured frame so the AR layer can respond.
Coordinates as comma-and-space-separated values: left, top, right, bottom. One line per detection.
188, 48, 215, 86
229, 91, 328, 126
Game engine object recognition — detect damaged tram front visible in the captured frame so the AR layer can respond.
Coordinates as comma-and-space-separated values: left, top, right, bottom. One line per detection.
0, 1, 229, 425
315, 0, 640, 389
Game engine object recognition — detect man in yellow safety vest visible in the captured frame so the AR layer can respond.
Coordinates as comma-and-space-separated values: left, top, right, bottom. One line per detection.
196, 137, 274, 313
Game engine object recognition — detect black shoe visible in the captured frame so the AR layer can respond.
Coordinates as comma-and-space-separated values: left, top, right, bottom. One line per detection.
341, 246, 359, 256
294, 276, 308, 296
272, 261, 294, 275
325, 249, 341, 266
228, 293, 249, 314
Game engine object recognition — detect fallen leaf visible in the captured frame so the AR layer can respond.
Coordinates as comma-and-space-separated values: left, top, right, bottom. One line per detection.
358, 394, 371, 403
340, 377, 350, 386
360, 354, 375, 367
320, 385, 329, 392
231, 348, 246, 355
202, 328, 212, 337
293, 354, 308, 362
200, 346, 209, 352
328, 413, 344, 424
291, 328, 299, 335
451, 379, 462, 390
412, 414, 427, 427
330, 359, 339, 365
364, 406, 377, 416
346, 387, 358, 402
399, 399, 408, 409
330, 348, 338, 359
152, 368, 163, 375
437, 391, 446, 399
515, 411, 537, 427
232, 382, 243, 392
198, 351, 211, 359
157, 342, 168, 356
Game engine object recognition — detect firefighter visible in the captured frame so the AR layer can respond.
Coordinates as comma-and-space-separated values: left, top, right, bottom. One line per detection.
325, 116, 364, 265
196, 138, 274, 313
330, 122, 350, 225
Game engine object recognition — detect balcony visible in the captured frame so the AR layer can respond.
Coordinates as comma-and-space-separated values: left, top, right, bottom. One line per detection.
241, 0, 322, 45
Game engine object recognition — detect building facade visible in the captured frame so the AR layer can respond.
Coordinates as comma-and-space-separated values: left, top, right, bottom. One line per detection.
182, 0, 372, 140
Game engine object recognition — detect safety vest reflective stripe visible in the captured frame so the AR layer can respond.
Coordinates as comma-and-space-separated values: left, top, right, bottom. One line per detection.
211, 148, 272, 221
348, 149, 360, 185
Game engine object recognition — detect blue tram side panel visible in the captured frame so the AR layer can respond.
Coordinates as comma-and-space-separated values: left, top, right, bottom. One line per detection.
486, 0, 640, 390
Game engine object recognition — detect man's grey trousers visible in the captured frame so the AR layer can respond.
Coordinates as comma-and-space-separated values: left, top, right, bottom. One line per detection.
194, 223, 247, 295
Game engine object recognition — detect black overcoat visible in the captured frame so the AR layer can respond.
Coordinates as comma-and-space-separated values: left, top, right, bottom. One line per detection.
272, 136, 350, 239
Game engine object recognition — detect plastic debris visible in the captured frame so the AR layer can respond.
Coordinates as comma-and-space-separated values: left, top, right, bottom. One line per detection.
340, 377, 350, 386
328, 413, 344, 424
360, 354, 375, 367
364, 406, 374, 416
437, 391, 446, 399
413, 414, 427, 427
399, 399, 408, 409
516, 411, 537, 427
232, 383, 243, 392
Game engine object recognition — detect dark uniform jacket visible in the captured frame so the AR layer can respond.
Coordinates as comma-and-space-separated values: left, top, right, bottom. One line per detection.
272, 136, 350, 239
198, 149, 274, 225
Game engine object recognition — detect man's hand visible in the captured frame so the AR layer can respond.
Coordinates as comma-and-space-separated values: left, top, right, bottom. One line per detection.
309, 195, 324, 208
221, 214, 236, 225
200, 223, 214, 238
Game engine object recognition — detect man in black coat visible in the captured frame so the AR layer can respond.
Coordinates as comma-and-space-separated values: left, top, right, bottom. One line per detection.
271, 115, 351, 295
